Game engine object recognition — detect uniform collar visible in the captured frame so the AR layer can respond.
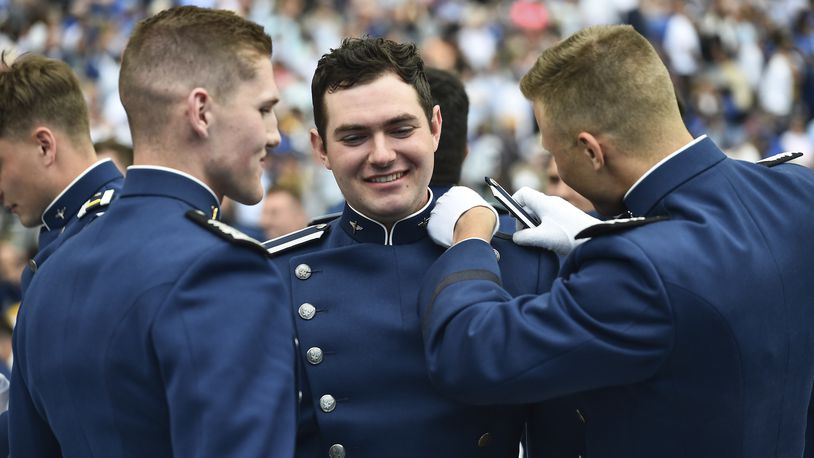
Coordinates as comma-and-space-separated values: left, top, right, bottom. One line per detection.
41, 159, 123, 231
623, 135, 726, 217
121, 166, 221, 218
338, 188, 434, 245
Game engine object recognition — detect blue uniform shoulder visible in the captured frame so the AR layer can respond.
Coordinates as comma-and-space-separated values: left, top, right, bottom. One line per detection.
576, 215, 670, 239
263, 223, 331, 256
185, 210, 269, 256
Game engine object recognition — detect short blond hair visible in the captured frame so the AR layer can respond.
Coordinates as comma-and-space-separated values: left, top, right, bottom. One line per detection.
520, 25, 680, 153
0, 52, 91, 144
119, 6, 272, 140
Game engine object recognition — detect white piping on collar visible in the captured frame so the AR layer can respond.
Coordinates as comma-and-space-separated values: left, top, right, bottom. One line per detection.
346, 188, 434, 246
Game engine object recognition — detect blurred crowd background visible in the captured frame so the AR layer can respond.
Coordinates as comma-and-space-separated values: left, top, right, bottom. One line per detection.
0, 0, 813, 371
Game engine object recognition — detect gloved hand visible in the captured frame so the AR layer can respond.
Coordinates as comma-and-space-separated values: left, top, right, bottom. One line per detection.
512, 187, 600, 256
428, 186, 499, 247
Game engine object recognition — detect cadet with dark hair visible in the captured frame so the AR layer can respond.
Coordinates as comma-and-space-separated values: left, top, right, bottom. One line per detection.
425, 67, 469, 189
9, 7, 296, 457
265, 37, 560, 458
421, 24, 814, 457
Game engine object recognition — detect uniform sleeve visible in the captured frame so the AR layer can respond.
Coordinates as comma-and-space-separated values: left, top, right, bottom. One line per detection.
151, 243, 296, 458
419, 237, 674, 405
8, 327, 61, 457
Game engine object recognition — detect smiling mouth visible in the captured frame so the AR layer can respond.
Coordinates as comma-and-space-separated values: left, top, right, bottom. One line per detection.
367, 172, 405, 184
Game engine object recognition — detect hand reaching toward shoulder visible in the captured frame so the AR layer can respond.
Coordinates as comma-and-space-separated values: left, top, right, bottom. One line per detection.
511, 187, 600, 256
427, 186, 499, 247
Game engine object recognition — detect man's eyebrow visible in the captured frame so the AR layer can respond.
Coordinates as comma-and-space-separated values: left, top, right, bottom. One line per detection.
332, 113, 420, 136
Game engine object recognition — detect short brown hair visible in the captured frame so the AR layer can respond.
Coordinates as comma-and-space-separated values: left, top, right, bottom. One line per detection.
0, 52, 91, 143
520, 25, 679, 153
119, 6, 272, 140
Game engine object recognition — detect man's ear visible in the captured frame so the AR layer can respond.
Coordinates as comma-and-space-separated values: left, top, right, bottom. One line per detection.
33, 127, 57, 166
430, 104, 442, 151
310, 128, 330, 170
577, 131, 605, 171
187, 88, 211, 139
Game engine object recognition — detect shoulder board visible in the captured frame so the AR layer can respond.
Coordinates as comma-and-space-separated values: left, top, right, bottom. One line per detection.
77, 189, 116, 219
756, 151, 803, 167
307, 211, 342, 226
575, 215, 670, 239
185, 210, 268, 256
262, 224, 330, 256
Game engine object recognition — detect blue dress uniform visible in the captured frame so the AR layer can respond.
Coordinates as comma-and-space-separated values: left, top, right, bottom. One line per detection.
0, 159, 123, 458
418, 136, 814, 457
265, 189, 560, 458
21, 158, 124, 296
9, 167, 297, 457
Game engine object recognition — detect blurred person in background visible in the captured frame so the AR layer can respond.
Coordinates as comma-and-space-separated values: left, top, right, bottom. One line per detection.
543, 153, 595, 214
93, 137, 133, 174
260, 185, 309, 240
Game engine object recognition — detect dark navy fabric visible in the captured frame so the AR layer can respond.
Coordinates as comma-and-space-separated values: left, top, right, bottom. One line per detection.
419, 137, 814, 457
269, 189, 561, 458
9, 167, 296, 458
21, 159, 124, 296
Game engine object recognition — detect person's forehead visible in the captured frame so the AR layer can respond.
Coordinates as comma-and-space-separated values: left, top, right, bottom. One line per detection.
323, 73, 423, 127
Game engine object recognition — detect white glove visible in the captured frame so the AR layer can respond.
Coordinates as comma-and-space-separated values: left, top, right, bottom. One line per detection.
511, 187, 600, 256
428, 186, 500, 247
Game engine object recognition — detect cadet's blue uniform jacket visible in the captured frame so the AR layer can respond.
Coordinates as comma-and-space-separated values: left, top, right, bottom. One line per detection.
418, 136, 814, 457
21, 159, 124, 296
0, 159, 123, 458
266, 190, 560, 458
9, 167, 296, 458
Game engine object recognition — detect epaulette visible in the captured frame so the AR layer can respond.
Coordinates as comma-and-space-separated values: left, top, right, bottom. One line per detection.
307, 211, 342, 226
575, 215, 670, 239
185, 210, 268, 256
77, 189, 116, 219
263, 224, 330, 256
756, 151, 803, 167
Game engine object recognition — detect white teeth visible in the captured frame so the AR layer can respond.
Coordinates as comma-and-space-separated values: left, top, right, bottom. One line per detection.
368, 172, 404, 183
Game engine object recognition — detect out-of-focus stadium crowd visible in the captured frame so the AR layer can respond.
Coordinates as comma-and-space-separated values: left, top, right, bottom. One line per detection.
0, 0, 813, 368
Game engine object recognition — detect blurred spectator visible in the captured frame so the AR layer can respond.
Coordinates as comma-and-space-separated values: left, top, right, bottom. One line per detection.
94, 137, 132, 174
259, 185, 308, 240
544, 155, 595, 214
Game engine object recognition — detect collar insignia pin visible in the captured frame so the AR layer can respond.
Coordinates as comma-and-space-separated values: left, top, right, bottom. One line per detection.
349, 220, 363, 234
